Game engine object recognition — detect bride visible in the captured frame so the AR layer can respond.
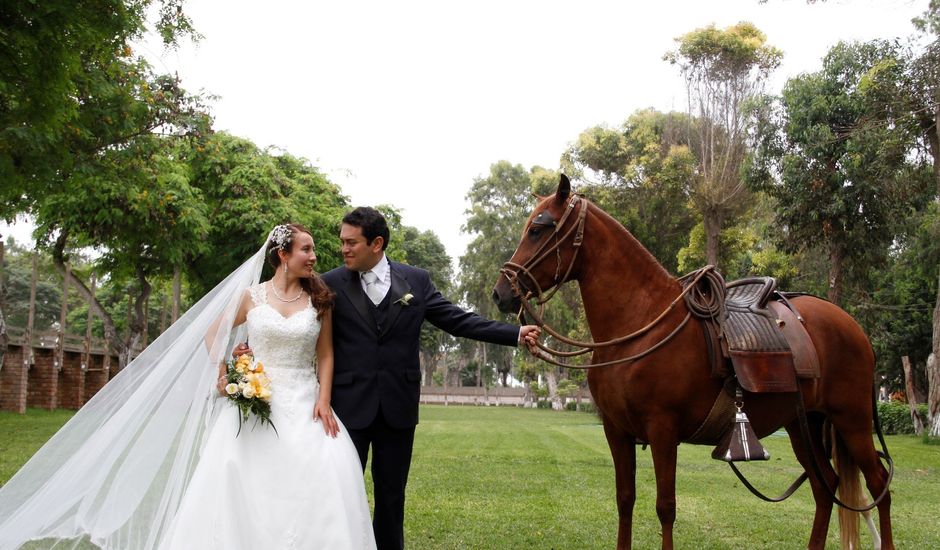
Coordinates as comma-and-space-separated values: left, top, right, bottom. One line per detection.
0, 224, 376, 550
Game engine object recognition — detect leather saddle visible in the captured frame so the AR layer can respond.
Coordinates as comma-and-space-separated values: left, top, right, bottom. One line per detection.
701, 276, 820, 393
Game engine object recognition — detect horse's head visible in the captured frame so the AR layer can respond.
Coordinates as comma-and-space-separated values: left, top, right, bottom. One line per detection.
493, 174, 586, 314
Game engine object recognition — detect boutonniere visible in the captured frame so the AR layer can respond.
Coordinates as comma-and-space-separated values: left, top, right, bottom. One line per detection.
395, 293, 414, 306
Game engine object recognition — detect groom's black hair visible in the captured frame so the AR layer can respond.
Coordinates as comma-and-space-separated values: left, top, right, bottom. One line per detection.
343, 207, 390, 250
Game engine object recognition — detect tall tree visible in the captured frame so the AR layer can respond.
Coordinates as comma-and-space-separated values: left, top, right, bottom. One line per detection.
185, 132, 348, 296
39, 133, 210, 368
756, 40, 933, 306
912, 1, 940, 436
0, 0, 198, 215
665, 22, 782, 270
563, 109, 697, 273
1, 1, 207, 368
460, 162, 536, 386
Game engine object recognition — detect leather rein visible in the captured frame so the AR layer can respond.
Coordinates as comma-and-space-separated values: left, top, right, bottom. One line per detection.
499, 195, 716, 369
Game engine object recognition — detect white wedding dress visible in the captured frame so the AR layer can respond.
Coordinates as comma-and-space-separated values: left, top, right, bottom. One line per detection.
161, 283, 376, 550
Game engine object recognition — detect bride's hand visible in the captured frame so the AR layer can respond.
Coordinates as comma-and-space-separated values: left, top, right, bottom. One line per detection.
313, 401, 339, 438
232, 342, 252, 358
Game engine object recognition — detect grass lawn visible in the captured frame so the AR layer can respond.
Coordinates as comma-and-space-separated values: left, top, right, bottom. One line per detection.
2, 405, 938, 549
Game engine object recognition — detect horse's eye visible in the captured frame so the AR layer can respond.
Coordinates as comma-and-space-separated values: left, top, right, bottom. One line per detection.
528, 227, 542, 240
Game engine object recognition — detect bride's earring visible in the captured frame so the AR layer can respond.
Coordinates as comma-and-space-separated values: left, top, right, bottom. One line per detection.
283, 262, 287, 274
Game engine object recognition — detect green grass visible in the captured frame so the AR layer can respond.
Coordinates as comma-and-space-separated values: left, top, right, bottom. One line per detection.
0, 408, 75, 486
2, 406, 939, 549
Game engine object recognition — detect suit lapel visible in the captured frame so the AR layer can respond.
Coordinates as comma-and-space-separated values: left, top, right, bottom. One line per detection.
379, 264, 412, 340
341, 269, 377, 333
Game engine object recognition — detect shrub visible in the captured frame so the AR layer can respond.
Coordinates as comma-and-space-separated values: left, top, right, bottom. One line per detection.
564, 401, 597, 414
877, 401, 930, 435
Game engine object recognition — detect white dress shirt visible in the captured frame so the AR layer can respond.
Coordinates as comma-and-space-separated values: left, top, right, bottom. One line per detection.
360, 254, 391, 303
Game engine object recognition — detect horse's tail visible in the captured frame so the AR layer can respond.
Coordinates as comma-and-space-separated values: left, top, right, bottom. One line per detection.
833, 426, 861, 550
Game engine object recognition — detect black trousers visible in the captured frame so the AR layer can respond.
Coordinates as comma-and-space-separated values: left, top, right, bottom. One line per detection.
348, 408, 416, 550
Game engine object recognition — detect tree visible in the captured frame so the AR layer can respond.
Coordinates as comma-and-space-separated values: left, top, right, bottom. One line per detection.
665, 22, 782, 270
460, 162, 544, 387
912, 1, 940, 436
1, 0, 210, 368
0, 0, 198, 215
563, 109, 697, 273
755, 40, 933, 306
184, 133, 348, 296
38, 133, 210, 368
459, 162, 588, 408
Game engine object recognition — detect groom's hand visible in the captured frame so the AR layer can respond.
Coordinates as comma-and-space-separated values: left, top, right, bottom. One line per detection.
232, 342, 252, 358
519, 325, 540, 347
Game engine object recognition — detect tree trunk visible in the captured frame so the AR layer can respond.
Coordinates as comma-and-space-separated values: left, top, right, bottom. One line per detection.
928, 353, 940, 437
902, 356, 925, 435
26, 253, 38, 362
172, 266, 181, 323
52, 234, 125, 358
545, 368, 563, 410
420, 349, 438, 387
703, 212, 721, 268
0, 237, 6, 370
477, 342, 485, 387
930, 100, 940, 437
827, 241, 844, 306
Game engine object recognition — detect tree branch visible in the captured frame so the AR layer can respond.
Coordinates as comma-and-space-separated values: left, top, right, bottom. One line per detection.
51, 230, 128, 357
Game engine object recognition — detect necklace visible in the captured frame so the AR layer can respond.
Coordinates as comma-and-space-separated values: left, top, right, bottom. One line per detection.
269, 281, 305, 303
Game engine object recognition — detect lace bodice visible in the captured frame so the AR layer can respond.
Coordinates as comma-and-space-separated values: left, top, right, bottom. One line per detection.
246, 283, 320, 372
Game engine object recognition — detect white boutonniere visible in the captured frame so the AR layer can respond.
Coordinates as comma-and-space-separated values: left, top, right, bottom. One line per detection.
395, 293, 414, 306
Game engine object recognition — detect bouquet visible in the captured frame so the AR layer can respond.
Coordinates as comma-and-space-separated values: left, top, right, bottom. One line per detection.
223, 353, 277, 436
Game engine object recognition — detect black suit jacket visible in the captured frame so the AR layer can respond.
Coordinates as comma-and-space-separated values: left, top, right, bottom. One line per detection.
321, 261, 519, 430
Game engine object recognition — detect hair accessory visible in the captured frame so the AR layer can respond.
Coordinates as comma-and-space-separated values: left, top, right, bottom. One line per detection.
270, 224, 292, 251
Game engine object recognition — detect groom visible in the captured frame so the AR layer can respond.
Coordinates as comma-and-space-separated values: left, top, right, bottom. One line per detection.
322, 207, 539, 550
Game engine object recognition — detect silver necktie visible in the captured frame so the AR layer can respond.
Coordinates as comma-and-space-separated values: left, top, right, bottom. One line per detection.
362, 271, 383, 305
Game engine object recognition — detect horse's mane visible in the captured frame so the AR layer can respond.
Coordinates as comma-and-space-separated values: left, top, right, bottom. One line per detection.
584, 199, 675, 283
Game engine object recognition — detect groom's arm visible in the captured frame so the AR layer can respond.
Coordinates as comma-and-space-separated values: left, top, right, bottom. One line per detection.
419, 270, 521, 347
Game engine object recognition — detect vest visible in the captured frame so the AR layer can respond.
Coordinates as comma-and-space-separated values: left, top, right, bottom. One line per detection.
368, 290, 393, 333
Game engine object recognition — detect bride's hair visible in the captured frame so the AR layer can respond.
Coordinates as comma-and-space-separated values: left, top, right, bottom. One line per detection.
266, 223, 334, 319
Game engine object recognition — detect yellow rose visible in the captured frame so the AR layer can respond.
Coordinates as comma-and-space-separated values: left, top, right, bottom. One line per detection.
259, 387, 272, 400
242, 385, 256, 399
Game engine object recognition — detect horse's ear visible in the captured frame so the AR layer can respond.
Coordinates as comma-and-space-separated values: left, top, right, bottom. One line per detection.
555, 174, 571, 204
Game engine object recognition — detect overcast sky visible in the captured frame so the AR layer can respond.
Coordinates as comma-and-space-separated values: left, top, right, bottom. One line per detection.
2, 0, 930, 266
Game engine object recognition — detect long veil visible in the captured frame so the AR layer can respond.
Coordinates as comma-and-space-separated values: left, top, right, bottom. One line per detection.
0, 237, 269, 550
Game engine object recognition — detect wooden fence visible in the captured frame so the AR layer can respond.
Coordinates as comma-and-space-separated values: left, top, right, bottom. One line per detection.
419, 385, 594, 409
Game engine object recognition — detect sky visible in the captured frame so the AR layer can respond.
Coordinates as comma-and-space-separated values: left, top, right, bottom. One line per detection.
1, 0, 930, 265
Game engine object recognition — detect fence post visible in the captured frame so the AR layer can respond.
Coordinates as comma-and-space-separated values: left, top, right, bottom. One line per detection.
25, 252, 37, 369
56, 262, 70, 372
83, 274, 95, 373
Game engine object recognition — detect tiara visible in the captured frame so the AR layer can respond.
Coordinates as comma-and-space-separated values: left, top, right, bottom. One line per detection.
270, 224, 292, 251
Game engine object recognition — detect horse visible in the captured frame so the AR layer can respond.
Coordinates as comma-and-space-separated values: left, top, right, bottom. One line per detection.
492, 175, 893, 550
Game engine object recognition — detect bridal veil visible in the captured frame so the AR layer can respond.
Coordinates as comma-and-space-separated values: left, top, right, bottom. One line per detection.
0, 238, 269, 549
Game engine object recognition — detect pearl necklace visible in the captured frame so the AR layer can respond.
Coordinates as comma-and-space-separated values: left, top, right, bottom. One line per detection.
269, 281, 305, 303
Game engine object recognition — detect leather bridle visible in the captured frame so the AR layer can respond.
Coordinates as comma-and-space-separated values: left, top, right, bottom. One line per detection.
499, 195, 715, 369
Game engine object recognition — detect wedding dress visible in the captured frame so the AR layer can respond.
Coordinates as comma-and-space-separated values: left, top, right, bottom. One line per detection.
0, 235, 375, 550
160, 283, 375, 549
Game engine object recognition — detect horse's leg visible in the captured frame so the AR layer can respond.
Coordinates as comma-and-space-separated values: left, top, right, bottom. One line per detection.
831, 421, 894, 549
785, 416, 835, 550
602, 419, 637, 550
646, 433, 679, 550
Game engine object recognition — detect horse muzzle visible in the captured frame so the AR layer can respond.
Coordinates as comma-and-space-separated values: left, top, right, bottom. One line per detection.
492, 276, 521, 314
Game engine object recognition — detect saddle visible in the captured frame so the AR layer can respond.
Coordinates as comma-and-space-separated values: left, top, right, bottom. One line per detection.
721, 277, 820, 392
682, 270, 820, 457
